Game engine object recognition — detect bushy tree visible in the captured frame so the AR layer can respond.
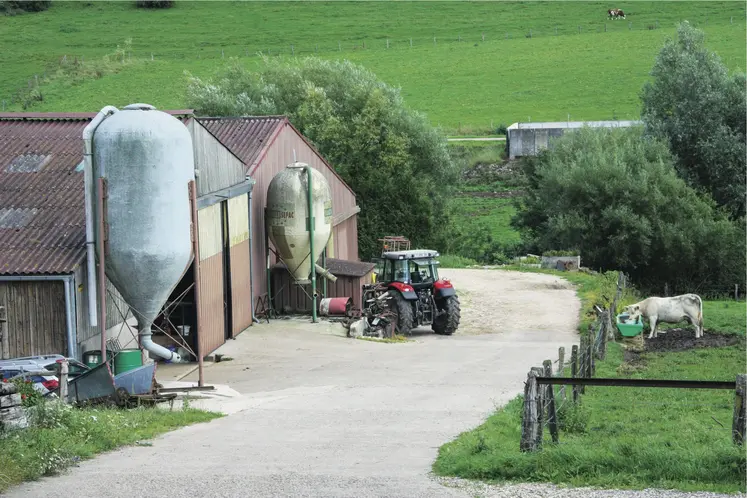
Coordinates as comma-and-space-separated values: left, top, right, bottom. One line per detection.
512, 127, 745, 293
186, 57, 459, 259
1, 0, 51, 14
641, 21, 746, 219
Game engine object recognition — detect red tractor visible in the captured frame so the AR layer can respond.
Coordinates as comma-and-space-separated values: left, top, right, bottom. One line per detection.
365, 249, 461, 336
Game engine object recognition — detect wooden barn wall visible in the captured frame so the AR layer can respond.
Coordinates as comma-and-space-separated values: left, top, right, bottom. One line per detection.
250, 125, 359, 302
271, 270, 373, 313
227, 194, 252, 337
332, 216, 358, 266
74, 265, 133, 344
0, 280, 67, 358
197, 203, 225, 356
190, 120, 246, 197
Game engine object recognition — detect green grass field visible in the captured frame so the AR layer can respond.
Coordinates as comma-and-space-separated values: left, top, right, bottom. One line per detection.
1, 1, 744, 133
433, 269, 747, 493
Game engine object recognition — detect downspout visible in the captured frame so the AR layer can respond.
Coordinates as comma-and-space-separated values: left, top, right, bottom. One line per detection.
0, 275, 77, 360
82, 105, 118, 327
306, 166, 317, 323
247, 179, 260, 324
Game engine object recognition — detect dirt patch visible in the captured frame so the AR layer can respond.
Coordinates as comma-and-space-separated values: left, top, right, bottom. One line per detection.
438, 268, 580, 337
622, 327, 741, 366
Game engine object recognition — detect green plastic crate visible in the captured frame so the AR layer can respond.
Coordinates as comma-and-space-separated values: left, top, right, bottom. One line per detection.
616, 313, 644, 337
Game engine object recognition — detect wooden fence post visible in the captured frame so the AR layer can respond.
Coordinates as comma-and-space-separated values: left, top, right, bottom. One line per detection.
59, 359, 69, 402
588, 337, 595, 377
579, 337, 586, 394
558, 347, 565, 374
544, 360, 559, 444
521, 369, 540, 452
531, 367, 545, 448
571, 344, 579, 403
734, 374, 746, 445
598, 314, 608, 360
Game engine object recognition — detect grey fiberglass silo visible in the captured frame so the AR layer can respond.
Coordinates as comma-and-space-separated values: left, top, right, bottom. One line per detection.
91, 103, 194, 362
266, 163, 332, 284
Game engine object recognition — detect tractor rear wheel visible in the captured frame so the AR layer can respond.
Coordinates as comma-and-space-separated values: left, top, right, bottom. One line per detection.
433, 295, 461, 335
391, 292, 414, 335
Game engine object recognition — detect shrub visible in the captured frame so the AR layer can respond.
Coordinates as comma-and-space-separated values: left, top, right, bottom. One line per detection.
1, 0, 51, 14
9, 377, 43, 407
512, 126, 745, 294
136, 0, 174, 7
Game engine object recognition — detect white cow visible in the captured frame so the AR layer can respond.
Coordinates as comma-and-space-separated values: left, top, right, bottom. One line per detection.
623, 294, 704, 339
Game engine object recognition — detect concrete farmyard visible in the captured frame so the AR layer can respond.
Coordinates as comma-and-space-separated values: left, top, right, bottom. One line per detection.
6, 270, 737, 498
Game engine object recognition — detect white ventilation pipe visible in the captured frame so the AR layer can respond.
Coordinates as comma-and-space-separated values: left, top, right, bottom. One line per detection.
82, 106, 118, 326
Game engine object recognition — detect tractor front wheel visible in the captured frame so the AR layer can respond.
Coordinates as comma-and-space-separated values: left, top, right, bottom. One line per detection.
433, 295, 461, 335
391, 292, 415, 335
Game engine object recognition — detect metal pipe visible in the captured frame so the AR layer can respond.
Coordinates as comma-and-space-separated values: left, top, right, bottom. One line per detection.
314, 263, 337, 283
306, 166, 317, 323
63, 278, 76, 359
189, 180, 204, 386
82, 105, 118, 327
321, 248, 328, 296
96, 178, 110, 374
0, 275, 77, 359
247, 182, 260, 324
265, 207, 273, 315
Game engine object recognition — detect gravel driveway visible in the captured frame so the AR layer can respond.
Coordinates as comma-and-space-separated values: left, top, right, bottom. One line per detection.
7, 269, 738, 497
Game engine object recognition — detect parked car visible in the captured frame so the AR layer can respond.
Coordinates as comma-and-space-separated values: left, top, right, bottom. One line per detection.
0, 367, 59, 396
0, 355, 90, 380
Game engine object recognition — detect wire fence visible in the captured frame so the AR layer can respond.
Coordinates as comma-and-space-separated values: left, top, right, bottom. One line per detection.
519, 272, 747, 452
1, 14, 743, 111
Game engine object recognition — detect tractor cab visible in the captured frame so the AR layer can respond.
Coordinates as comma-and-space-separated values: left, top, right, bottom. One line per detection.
377, 250, 440, 290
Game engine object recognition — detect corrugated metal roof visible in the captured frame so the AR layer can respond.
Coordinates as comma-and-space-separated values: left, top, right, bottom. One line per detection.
507, 120, 643, 130
197, 116, 286, 168
273, 257, 375, 278
0, 110, 195, 275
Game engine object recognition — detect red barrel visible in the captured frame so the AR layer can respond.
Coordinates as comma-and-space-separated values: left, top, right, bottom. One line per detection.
319, 297, 352, 316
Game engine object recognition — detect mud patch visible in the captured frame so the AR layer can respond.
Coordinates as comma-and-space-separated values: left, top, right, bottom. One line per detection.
644, 327, 740, 352
622, 328, 741, 368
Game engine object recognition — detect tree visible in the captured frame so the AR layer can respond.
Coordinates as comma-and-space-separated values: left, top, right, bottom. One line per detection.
186, 57, 459, 259
641, 21, 746, 219
512, 127, 745, 294
1, 0, 51, 14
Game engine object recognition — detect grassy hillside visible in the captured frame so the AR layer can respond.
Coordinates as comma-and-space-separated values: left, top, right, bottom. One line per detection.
1, 1, 744, 133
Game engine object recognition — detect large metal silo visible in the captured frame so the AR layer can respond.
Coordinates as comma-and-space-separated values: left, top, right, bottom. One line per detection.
266, 163, 334, 321
89, 103, 194, 362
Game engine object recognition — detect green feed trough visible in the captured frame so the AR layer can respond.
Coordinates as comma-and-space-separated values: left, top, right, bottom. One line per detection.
616, 313, 644, 337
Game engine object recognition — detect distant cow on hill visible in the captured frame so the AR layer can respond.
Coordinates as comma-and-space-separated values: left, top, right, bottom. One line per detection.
623, 294, 704, 339
608, 8, 626, 19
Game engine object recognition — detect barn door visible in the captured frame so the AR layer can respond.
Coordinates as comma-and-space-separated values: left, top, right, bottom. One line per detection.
227, 194, 252, 337
197, 204, 225, 356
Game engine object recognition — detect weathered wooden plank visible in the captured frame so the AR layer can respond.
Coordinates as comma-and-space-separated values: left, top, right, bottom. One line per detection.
734, 374, 746, 445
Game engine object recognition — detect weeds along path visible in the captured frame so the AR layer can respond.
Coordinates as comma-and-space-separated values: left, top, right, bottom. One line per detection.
7, 269, 581, 497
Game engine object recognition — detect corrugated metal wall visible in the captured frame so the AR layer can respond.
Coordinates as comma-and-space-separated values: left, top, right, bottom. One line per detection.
74, 264, 133, 345
250, 125, 360, 302
189, 120, 246, 197
198, 203, 225, 355
271, 271, 373, 313
0, 280, 67, 357
227, 194, 252, 337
